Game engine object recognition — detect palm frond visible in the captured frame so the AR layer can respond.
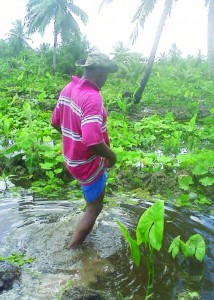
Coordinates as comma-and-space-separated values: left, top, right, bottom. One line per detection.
25, 0, 88, 46
26, 0, 55, 34
69, 3, 88, 24
130, 23, 139, 45
99, 0, 114, 12
8, 19, 32, 49
132, 0, 158, 28
59, 13, 81, 42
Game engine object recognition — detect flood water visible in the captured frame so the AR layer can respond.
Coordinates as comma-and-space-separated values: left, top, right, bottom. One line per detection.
0, 180, 213, 300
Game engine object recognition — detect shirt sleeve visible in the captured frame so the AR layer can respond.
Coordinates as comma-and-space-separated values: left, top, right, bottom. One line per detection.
81, 93, 104, 147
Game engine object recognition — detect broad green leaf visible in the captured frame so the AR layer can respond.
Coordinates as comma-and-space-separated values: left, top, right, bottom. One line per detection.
199, 176, 214, 186
136, 200, 164, 251
178, 175, 193, 190
16, 132, 37, 149
46, 171, 55, 179
23, 102, 32, 120
0, 256, 7, 262
40, 162, 54, 170
168, 236, 181, 258
195, 194, 211, 205
188, 112, 197, 132
54, 168, 62, 174
37, 91, 46, 101
177, 154, 193, 164
192, 164, 209, 175
157, 156, 172, 164
180, 234, 206, 262
25, 152, 38, 172
116, 220, 141, 267
194, 235, 206, 262
176, 194, 190, 206
56, 155, 64, 163
180, 240, 195, 257
0, 144, 18, 157
0, 252, 34, 266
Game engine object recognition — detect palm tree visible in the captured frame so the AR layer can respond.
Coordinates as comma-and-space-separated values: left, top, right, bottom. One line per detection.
100, 0, 176, 103
206, 0, 214, 79
113, 41, 130, 54
57, 35, 90, 74
133, 0, 175, 103
25, 0, 88, 73
8, 20, 31, 54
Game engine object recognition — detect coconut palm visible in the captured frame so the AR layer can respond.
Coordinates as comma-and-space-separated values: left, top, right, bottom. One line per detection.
113, 41, 130, 54
133, 0, 214, 86
100, 0, 176, 103
56, 35, 91, 74
133, 0, 175, 103
205, 0, 214, 79
25, 0, 88, 73
8, 20, 31, 54
101, 0, 214, 99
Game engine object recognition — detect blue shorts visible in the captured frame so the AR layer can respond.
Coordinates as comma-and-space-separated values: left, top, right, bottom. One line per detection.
81, 170, 108, 203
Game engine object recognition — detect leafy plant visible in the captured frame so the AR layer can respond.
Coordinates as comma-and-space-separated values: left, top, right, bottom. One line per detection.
56, 280, 73, 300
0, 252, 35, 266
0, 49, 214, 202
116, 201, 206, 299
116, 200, 164, 299
169, 234, 206, 262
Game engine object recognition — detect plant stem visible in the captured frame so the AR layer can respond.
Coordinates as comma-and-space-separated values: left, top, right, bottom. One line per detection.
145, 246, 154, 299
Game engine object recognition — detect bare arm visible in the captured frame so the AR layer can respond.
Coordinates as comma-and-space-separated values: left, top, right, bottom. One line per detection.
51, 123, 62, 134
89, 142, 117, 168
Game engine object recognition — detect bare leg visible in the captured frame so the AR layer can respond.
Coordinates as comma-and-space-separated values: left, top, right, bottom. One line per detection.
68, 189, 105, 249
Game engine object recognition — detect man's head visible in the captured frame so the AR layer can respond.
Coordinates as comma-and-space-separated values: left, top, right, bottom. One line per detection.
75, 52, 118, 88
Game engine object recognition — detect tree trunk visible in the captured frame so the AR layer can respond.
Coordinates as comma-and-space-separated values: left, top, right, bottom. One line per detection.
134, 0, 174, 104
53, 31, 58, 74
208, 0, 214, 80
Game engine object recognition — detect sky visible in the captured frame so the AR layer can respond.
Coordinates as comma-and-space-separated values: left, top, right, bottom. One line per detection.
0, 0, 208, 58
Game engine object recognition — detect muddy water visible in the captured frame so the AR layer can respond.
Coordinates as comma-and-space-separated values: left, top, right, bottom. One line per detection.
0, 181, 213, 300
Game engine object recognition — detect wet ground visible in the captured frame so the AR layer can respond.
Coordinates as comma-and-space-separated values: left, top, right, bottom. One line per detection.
0, 180, 213, 300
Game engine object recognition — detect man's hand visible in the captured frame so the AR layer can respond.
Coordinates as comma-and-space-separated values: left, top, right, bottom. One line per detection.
107, 151, 117, 168
89, 142, 117, 168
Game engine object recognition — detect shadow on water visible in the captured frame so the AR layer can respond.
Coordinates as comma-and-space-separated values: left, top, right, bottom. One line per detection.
0, 181, 213, 300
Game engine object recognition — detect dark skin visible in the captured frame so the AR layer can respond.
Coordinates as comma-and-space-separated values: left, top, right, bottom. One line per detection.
52, 66, 117, 249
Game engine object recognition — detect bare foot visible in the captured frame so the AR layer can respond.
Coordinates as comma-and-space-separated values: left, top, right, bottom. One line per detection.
68, 241, 78, 250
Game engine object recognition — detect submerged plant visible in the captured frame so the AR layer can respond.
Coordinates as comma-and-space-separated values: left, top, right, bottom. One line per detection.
116, 200, 164, 299
116, 200, 206, 299
0, 251, 35, 266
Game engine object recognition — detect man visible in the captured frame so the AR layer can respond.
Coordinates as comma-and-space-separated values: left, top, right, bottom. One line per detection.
51, 53, 118, 249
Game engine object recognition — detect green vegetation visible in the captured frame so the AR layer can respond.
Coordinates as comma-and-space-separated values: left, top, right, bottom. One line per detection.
0, 252, 35, 266
0, 2, 213, 299
25, 0, 88, 72
56, 280, 73, 300
117, 201, 206, 299
101, 0, 214, 100
0, 46, 213, 206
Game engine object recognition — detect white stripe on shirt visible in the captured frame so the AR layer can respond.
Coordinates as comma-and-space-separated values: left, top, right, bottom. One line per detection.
61, 126, 82, 141
81, 115, 103, 126
63, 154, 97, 167
79, 158, 105, 185
59, 96, 83, 117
